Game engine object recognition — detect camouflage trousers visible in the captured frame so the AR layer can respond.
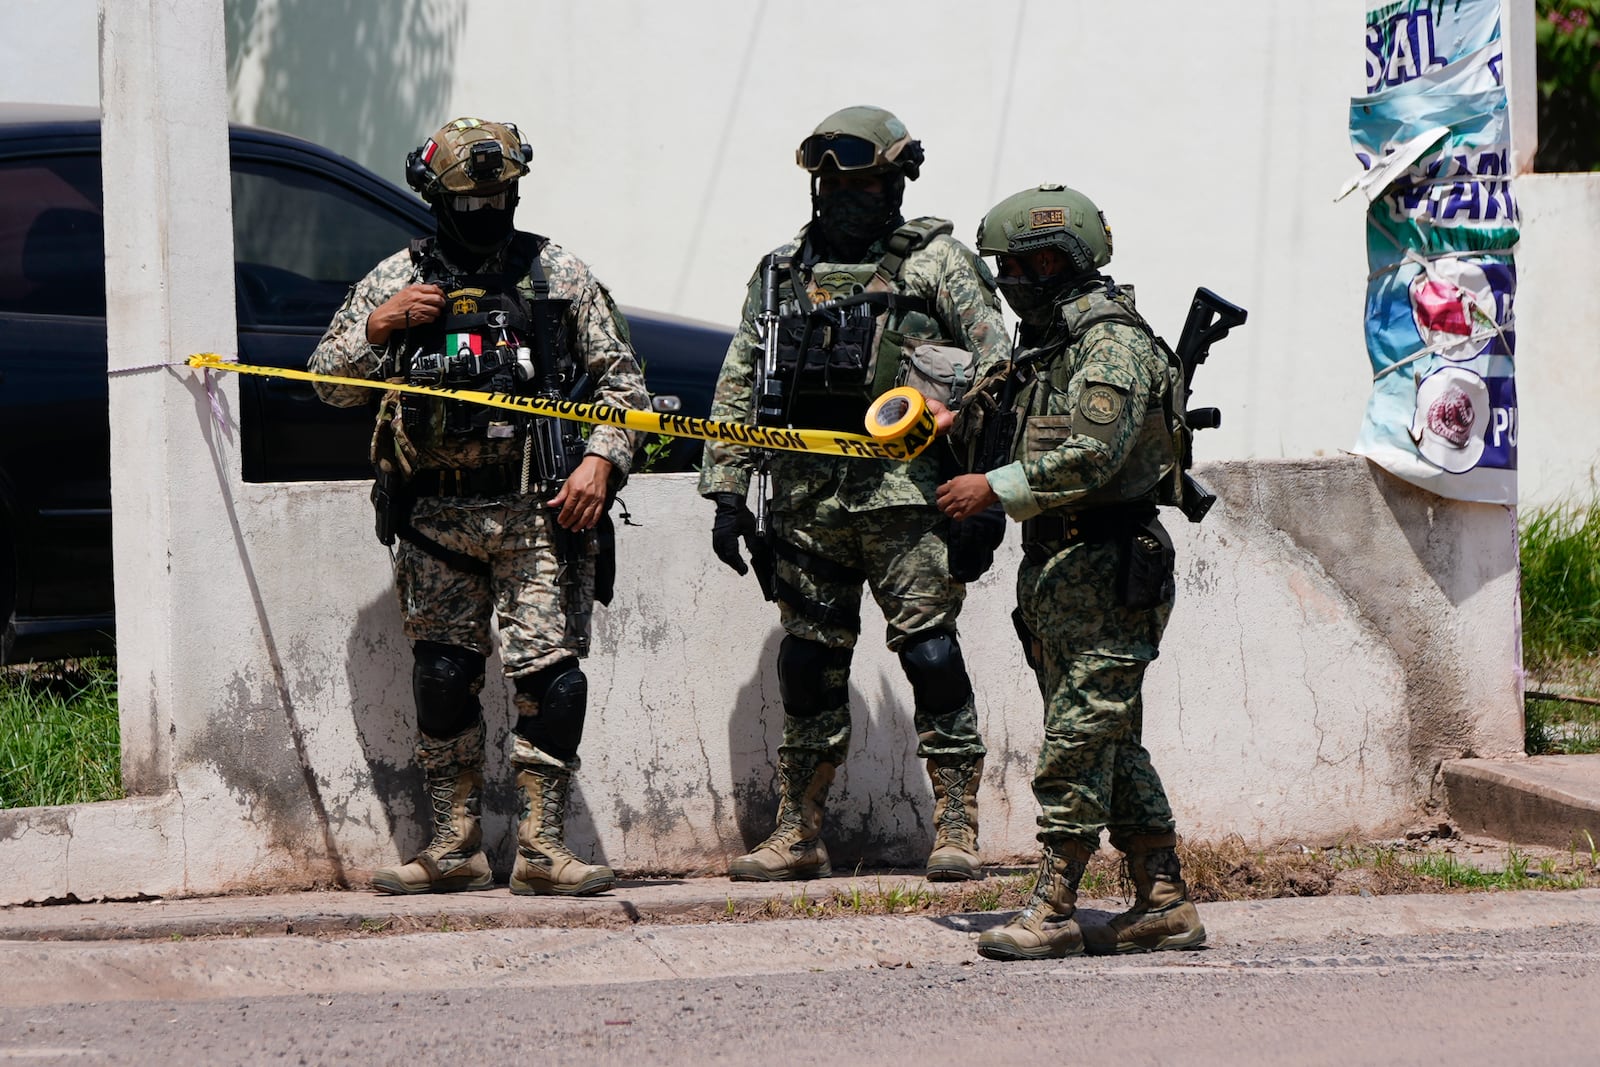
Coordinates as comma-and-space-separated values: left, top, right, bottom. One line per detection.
1016, 534, 1176, 851
771, 503, 984, 766
395, 493, 594, 678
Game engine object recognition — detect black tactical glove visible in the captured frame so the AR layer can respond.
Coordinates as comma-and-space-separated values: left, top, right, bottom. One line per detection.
711, 493, 758, 575
711, 492, 776, 599
947, 504, 1008, 583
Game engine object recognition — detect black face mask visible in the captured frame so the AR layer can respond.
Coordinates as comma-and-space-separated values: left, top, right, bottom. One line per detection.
434, 203, 516, 260
997, 275, 1075, 328
816, 187, 895, 255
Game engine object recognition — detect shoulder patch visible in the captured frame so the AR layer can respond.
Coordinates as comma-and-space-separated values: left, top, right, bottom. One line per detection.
1079, 383, 1125, 425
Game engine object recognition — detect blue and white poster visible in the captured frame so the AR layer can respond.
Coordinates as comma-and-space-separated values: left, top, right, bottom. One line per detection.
1345, 0, 1518, 503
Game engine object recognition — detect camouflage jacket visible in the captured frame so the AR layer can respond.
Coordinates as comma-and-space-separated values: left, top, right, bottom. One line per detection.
310, 234, 648, 475
697, 223, 1010, 514
987, 283, 1177, 519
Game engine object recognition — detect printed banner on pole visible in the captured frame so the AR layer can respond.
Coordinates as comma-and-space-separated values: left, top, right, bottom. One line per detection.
1345, 0, 1518, 504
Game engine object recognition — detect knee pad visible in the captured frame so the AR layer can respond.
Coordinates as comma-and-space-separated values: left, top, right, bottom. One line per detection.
412, 640, 485, 739
898, 629, 972, 717
513, 659, 587, 763
777, 635, 853, 717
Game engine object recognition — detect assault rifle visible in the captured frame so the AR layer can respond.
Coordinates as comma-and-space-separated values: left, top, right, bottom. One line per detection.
522, 297, 595, 645
965, 286, 1247, 525
742, 253, 785, 601
1170, 287, 1247, 523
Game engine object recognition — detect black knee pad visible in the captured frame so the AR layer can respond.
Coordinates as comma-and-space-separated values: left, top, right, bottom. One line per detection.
412, 640, 485, 739
777, 635, 853, 717
898, 629, 973, 717
513, 659, 587, 763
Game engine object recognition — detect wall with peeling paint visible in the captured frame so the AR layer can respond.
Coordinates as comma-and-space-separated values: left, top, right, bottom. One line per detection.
0, 457, 1520, 904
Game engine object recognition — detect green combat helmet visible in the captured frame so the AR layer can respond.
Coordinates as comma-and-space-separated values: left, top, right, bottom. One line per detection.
796, 105, 924, 179
405, 117, 531, 199
975, 183, 1113, 279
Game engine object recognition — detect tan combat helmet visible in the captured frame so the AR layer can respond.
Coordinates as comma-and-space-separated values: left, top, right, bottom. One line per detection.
406, 117, 531, 199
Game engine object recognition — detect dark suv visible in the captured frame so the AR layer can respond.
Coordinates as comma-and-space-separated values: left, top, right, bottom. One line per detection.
0, 104, 729, 664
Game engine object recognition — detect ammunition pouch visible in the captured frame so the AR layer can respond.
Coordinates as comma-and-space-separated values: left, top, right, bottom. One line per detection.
1116, 514, 1175, 611
371, 466, 413, 547
594, 512, 616, 607
412, 463, 524, 498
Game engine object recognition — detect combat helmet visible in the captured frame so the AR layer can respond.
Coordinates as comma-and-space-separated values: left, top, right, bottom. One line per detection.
405, 117, 532, 200
796, 105, 924, 179
976, 183, 1112, 279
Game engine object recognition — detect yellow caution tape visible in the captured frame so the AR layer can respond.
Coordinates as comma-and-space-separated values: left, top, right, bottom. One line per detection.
186, 353, 938, 461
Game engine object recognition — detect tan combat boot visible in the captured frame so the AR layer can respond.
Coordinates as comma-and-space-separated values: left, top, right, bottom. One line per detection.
370, 721, 494, 895
728, 751, 835, 881
509, 740, 615, 896
976, 841, 1092, 960
1085, 831, 1207, 954
925, 756, 983, 881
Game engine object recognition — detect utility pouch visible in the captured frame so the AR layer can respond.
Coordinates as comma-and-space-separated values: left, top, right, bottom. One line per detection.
371, 467, 413, 547
900, 343, 974, 409
1010, 607, 1042, 672
594, 513, 616, 607
1117, 516, 1176, 610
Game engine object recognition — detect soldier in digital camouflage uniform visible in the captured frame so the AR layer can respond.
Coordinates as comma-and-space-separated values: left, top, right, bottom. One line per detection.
311, 117, 648, 898
700, 106, 1011, 882
937, 184, 1206, 957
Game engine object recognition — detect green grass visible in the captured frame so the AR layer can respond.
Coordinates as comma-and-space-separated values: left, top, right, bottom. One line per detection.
1520, 499, 1600, 665
1519, 498, 1600, 754
0, 658, 122, 809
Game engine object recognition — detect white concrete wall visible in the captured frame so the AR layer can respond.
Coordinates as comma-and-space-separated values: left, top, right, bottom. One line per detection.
0, 457, 1521, 904
1511, 173, 1600, 504
0, 0, 99, 107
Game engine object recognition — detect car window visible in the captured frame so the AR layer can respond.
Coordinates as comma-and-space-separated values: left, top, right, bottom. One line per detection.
0, 154, 105, 317
231, 159, 422, 329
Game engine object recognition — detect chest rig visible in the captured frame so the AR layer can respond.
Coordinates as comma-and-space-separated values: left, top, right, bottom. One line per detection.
1017, 283, 1184, 510
764, 217, 952, 433
397, 233, 578, 447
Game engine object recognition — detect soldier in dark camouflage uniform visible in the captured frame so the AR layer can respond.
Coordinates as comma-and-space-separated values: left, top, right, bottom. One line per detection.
312, 118, 648, 898
700, 106, 1011, 882
937, 184, 1206, 957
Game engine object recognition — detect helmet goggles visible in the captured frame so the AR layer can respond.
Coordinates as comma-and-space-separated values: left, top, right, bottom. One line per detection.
797, 133, 893, 173
446, 189, 513, 212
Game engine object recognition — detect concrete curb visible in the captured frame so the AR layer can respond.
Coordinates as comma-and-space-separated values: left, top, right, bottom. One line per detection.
0, 871, 1031, 943
1444, 755, 1600, 850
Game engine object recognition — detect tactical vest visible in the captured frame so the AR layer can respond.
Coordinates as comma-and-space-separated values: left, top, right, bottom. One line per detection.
770, 217, 957, 433
1017, 284, 1188, 510
396, 233, 576, 446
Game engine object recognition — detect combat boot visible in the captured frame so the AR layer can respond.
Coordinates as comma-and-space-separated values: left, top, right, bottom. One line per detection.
728, 751, 835, 881
925, 756, 983, 881
1085, 831, 1207, 954
370, 721, 494, 895
509, 741, 615, 896
976, 841, 1092, 960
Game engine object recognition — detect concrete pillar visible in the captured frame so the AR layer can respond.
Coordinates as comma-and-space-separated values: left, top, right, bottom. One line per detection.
1501, 0, 1538, 175
101, 0, 236, 795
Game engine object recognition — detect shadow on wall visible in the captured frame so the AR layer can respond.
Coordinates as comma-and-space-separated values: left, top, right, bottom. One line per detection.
226, 0, 465, 180
725, 628, 939, 871
343, 591, 609, 882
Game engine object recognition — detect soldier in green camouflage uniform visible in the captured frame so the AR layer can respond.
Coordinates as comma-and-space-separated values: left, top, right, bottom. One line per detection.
312, 118, 648, 898
937, 184, 1206, 957
700, 106, 1011, 882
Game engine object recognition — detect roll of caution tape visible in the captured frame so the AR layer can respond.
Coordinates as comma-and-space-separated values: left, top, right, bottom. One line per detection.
865, 386, 928, 440
185, 353, 938, 462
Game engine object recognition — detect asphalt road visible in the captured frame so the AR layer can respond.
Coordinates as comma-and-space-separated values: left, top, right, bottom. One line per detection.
2, 890, 1598, 1065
